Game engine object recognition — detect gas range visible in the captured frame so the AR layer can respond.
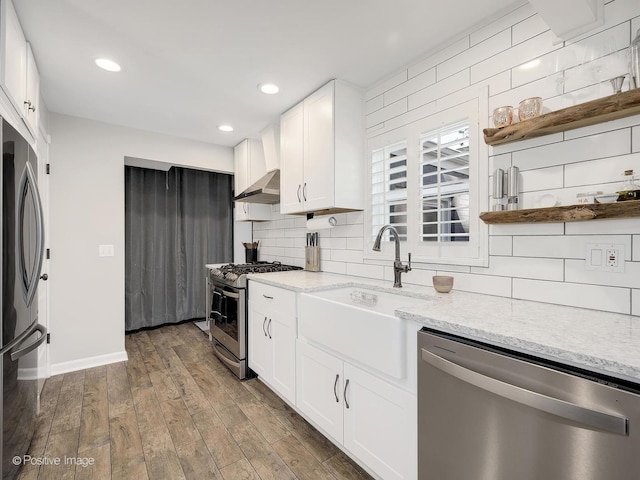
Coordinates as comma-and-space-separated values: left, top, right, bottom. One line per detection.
206, 261, 301, 379
209, 261, 302, 288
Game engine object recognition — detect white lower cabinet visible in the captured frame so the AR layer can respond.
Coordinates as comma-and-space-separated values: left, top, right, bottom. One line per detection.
296, 340, 417, 480
248, 282, 296, 404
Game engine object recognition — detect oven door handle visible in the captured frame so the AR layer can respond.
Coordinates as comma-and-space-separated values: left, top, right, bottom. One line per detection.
222, 290, 240, 300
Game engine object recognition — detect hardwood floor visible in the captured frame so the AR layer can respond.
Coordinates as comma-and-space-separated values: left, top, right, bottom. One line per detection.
18, 322, 373, 480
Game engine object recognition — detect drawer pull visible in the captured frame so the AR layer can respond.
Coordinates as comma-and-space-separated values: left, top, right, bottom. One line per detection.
263, 294, 274, 299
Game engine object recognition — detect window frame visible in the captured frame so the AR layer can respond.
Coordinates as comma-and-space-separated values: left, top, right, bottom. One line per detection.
364, 93, 489, 267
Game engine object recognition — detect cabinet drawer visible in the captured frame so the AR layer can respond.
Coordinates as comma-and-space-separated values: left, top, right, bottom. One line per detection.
248, 281, 296, 319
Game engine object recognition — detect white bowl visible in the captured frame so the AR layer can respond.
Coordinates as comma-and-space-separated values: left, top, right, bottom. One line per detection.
595, 194, 618, 204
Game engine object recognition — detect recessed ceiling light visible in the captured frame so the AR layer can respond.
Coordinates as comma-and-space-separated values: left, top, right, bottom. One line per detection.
95, 58, 121, 72
258, 83, 279, 95
218, 125, 234, 132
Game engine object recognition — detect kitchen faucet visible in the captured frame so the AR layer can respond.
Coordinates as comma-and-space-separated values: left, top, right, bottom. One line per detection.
372, 225, 411, 288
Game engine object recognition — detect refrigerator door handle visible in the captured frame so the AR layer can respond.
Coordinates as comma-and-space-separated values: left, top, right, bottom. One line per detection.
421, 347, 629, 436
10, 323, 47, 362
17, 161, 45, 307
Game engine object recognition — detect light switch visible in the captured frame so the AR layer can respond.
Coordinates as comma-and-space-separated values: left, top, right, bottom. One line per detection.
99, 245, 114, 257
590, 249, 602, 266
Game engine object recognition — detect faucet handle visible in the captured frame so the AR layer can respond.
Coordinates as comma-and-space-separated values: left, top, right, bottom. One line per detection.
407, 252, 412, 271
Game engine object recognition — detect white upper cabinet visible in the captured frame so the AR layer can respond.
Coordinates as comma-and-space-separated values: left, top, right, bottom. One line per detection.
24, 43, 39, 134
234, 138, 272, 222
280, 79, 364, 215
1, 0, 39, 136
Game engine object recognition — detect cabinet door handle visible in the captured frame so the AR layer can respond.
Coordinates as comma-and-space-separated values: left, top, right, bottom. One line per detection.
297, 184, 301, 202
267, 318, 272, 339
333, 374, 339, 402
262, 316, 268, 337
263, 294, 273, 299
303, 182, 307, 201
344, 379, 350, 409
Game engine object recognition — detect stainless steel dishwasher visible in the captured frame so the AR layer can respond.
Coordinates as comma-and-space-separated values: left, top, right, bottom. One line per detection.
418, 328, 640, 480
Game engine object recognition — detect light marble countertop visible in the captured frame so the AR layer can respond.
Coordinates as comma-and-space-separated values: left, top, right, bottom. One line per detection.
247, 270, 640, 384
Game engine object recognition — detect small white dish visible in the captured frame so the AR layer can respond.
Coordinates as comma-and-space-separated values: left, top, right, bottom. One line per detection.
534, 194, 557, 208
595, 194, 618, 204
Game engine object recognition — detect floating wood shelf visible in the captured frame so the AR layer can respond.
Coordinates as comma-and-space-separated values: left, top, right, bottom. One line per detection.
479, 201, 640, 224
483, 89, 640, 146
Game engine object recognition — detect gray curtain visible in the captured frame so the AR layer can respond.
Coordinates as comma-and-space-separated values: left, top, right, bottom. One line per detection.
125, 166, 233, 331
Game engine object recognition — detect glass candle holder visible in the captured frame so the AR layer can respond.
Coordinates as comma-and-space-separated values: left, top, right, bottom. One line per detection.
492, 106, 513, 128
517, 97, 543, 121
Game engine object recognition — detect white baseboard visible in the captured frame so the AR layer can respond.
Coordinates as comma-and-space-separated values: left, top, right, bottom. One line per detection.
50, 350, 129, 376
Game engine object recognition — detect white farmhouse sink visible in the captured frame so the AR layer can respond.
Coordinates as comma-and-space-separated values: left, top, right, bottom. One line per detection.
299, 287, 429, 379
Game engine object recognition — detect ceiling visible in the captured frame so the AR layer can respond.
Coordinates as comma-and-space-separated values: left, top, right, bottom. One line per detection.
15, 0, 522, 148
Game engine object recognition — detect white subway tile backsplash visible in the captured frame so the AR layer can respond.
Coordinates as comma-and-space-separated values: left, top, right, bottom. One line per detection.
489, 235, 513, 256
490, 223, 564, 236
324, 237, 347, 250
408, 37, 470, 78
470, 3, 536, 46
438, 29, 511, 81
565, 152, 639, 188
365, 95, 384, 115
513, 279, 631, 314
346, 262, 384, 279
366, 98, 408, 128
448, 272, 512, 297
321, 260, 347, 275
566, 217, 640, 235
634, 236, 640, 262
565, 259, 640, 288
491, 133, 563, 156
489, 73, 563, 113
489, 152, 512, 172
330, 249, 364, 263
633, 126, 640, 153
384, 69, 436, 105
471, 31, 560, 84
513, 235, 632, 259
408, 70, 470, 110
330, 224, 363, 238
401, 267, 436, 288
564, 115, 640, 141
563, 51, 629, 93
633, 289, 640, 316
471, 255, 563, 280
520, 166, 564, 192
512, 129, 630, 170
365, 70, 408, 101
346, 237, 364, 250
512, 14, 549, 45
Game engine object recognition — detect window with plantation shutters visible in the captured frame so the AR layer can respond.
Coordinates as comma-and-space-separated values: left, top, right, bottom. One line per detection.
420, 122, 470, 243
365, 95, 488, 267
371, 141, 408, 243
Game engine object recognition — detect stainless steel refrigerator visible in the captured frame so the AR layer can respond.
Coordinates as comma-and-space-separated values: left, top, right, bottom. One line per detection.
1, 117, 47, 479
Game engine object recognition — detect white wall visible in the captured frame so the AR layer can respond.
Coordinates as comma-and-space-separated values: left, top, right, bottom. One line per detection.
48, 114, 233, 374
255, 0, 640, 316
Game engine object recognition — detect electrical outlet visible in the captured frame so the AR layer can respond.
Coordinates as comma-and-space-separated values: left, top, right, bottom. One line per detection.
606, 248, 619, 268
585, 244, 625, 272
